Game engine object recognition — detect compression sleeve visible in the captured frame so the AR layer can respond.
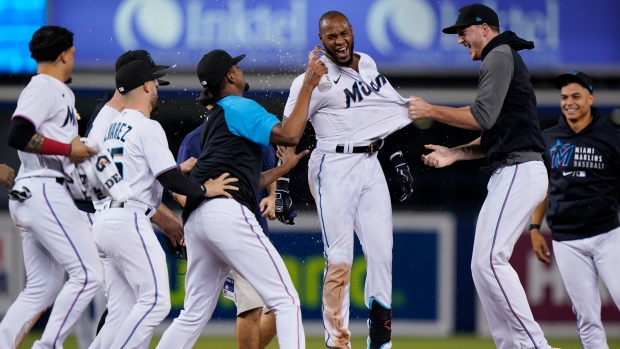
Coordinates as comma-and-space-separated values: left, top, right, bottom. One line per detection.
7, 116, 37, 150
157, 168, 207, 197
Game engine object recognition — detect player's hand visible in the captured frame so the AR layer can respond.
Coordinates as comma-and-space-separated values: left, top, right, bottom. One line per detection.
69, 136, 98, 163
302, 55, 329, 89
157, 216, 184, 248
277, 146, 310, 173
408, 96, 433, 121
260, 195, 276, 220
0, 164, 15, 188
204, 172, 239, 198
179, 157, 197, 175
530, 228, 551, 264
395, 163, 414, 202
275, 178, 297, 225
421, 144, 457, 168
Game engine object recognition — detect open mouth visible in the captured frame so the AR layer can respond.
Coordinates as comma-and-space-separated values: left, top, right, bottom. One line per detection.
335, 47, 349, 60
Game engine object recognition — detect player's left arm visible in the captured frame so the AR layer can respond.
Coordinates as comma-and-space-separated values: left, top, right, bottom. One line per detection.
260, 181, 277, 220
382, 133, 414, 202
151, 202, 184, 247
258, 146, 310, 189
530, 195, 551, 264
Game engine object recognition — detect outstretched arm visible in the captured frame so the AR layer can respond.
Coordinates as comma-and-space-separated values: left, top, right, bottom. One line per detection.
409, 97, 481, 131
382, 133, 414, 202
421, 137, 485, 168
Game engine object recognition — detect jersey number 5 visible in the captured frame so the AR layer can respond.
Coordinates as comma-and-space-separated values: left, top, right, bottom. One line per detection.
109, 147, 124, 178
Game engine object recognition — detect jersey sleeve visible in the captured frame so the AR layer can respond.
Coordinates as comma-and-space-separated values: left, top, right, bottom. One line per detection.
177, 127, 202, 165
282, 74, 324, 121
470, 49, 514, 130
225, 98, 280, 147
12, 82, 56, 128
141, 120, 178, 177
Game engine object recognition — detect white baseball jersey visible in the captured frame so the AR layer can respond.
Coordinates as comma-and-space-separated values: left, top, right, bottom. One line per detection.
88, 104, 120, 145
12, 74, 78, 180
283, 52, 410, 144
102, 109, 177, 208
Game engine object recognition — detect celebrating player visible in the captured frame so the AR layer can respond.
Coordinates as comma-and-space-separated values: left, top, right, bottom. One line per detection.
283, 11, 413, 349
408, 4, 558, 349
91, 60, 238, 348
530, 71, 620, 349
1, 25, 104, 349
156, 49, 325, 349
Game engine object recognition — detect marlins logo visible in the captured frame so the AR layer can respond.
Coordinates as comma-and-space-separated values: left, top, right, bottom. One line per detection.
549, 140, 574, 168
62, 106, 78, 127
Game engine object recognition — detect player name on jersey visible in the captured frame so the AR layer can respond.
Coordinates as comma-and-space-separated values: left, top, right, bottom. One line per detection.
104, 122, 133, 143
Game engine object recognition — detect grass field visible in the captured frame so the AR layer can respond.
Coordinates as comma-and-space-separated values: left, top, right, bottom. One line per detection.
18, 333, 620, 348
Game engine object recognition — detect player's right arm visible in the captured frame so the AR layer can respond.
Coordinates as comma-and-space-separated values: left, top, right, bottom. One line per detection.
8, 118, 96, 163
421, 137, 485, 168
530, 195, 551, 264
269, 55, 327, 146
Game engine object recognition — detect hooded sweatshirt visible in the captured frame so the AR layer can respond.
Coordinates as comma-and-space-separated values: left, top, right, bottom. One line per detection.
542, 107, 620, 241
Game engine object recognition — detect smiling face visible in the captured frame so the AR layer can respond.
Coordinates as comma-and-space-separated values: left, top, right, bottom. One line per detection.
560, 82, 594, 128
319, 15, 355, 67
456, 24, 488, 61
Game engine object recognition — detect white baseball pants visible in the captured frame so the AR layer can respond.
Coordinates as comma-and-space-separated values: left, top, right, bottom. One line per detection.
472, 161, 552, 349
0, 177, 103, 349
308, 151, 393, 349
91, 202, 170, 349
157, 198, 304, 349
553, 226, 620, 349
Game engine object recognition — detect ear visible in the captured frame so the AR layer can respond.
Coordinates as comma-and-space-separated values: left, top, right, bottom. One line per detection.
588, 93, 595, 106
58, 50, 68, 64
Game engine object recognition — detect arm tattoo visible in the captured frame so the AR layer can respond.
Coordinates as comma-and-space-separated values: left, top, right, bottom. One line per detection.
24, 133, 44, 153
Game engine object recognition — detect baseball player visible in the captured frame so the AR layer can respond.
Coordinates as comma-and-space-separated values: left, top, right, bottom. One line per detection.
530, 71, 620, 349
283, 11, 412, 349
156, 49, 326, 349
84, 50, 190, 349
408, 4, 558, 349
176, 126, 281, 349
1, 25, 104, 349
91, 60, 238, 348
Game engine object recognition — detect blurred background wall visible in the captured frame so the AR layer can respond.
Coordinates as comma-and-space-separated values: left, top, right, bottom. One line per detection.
0, 0, 619, 337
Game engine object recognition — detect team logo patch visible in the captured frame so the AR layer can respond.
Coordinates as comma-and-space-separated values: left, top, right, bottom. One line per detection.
549, 140, 574, 168
96, 155, 111, 171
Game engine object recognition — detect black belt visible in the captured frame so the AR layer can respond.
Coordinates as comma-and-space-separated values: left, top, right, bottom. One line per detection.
74, 200, 96, 213
110, 201, 153, 216
335, 141, 381, 155
56, 177, 65, 185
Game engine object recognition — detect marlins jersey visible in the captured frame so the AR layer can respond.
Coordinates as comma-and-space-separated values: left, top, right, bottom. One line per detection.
12, 74, 78, 180
88, 105, 120, 146
102, 109, 177, 208
284, 52, 410, 143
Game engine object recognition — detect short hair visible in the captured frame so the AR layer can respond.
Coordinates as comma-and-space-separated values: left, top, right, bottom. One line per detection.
318, 11, 350, 31
29, 26, 74, 63
488, 25, 500, 34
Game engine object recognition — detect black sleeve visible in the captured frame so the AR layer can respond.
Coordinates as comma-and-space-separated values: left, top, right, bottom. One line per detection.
7, 117, 37, 151
85, 92, 114, 137
382, 132, 406, 166
157, 168, 207, 197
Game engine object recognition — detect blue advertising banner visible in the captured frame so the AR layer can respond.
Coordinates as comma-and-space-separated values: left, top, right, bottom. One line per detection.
160, 212, 456, 336
47, 0, 620, 74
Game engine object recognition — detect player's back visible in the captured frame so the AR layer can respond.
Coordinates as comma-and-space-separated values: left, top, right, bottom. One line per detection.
103, 109, 176, 208
13, 74, 78, 180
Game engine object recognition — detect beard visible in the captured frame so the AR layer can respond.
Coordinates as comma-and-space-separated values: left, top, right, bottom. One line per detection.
64, 76, 73, 84
151, 96, 159, 113
244, 82, 250, 92
323, 40, 355, 67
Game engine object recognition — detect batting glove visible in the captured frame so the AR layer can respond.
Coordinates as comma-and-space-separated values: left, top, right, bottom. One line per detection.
390, 152, 414, 202
275, 178, 297, 225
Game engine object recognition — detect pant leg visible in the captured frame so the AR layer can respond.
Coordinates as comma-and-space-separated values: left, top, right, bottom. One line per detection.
308, 152, 362, 349
2, 179, 103, 349
214, 200, 304, 349
157, 205, 232, 349
471, 162, 551, 349
553, 239, 607, 349
353, 155, 393, 349
94, 208, 170, 349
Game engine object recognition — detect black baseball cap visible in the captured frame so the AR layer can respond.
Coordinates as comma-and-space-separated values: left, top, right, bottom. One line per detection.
116, 50, 170, 86
555, 71, 594, 93
196, 49, 245, 87
116, 60, 166, 95
442, 4, 500, 34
